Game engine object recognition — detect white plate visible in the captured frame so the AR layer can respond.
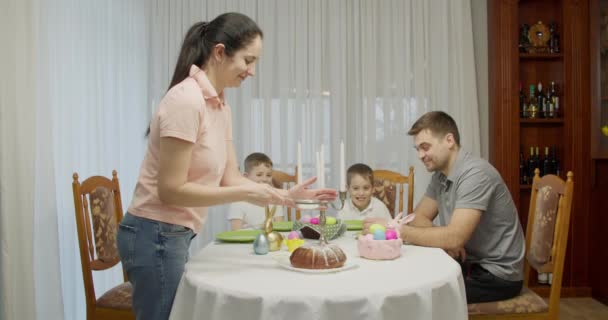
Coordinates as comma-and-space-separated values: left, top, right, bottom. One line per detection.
275, 256, 358, 274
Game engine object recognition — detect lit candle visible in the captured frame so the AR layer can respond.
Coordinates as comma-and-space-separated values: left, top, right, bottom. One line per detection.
320, 144, 325, 188
340, 140, 346, 191
297, 141, 302, 184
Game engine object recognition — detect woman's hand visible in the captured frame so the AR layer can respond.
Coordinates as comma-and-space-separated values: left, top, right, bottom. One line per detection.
286, 177, 338, 207
242, 183, 287, 207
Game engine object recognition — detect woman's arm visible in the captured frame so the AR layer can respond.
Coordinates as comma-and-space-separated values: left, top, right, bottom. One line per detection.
157, 137, 283, 207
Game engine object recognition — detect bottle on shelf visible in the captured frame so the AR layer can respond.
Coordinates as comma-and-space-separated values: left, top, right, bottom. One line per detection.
542, 146, 552, 176
520, 150, 528, 185
550, 146, 560, 177
549, 22, 560, 54
528, 146, 537, 183
519, 24, 531, 53
537, 82, 546, 118
550, 81, 560, 118
546, 82, 555, 118
519, 81, 528, 118
527, 85, 539, 118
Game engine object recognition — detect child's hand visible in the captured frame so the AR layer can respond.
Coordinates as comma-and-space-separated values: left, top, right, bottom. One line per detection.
362, 217, 388, 234
286, 177, 338, 206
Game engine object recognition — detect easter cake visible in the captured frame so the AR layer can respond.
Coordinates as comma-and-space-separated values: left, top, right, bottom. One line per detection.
289, 244, 347, 269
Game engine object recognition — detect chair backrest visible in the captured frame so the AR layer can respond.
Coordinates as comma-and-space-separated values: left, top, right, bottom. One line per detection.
524, 169, 574, 318
372, 167, 414, 218
272, 166, 301, 221
72, 170, 127, 312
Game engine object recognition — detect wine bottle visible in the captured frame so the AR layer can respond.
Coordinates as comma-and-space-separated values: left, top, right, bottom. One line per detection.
519, 81, 527, 118
550, 146, 560, 176
527, 85, 538, 119
537, 82, 546, 118
528, 147, 536, 182
520, 151, 528, 184
542, 147, 552, 176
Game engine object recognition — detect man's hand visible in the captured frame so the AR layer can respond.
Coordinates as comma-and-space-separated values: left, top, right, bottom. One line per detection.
445, 247, 467, 263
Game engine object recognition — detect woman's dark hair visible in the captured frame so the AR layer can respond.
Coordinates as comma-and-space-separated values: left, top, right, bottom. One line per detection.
147, 12, 263, 136
169, 12, 263, 90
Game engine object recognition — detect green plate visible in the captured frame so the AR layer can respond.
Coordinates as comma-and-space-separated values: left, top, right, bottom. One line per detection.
345, 220, 363, 231
272, 221, 293, 232
215, 230, 262, 243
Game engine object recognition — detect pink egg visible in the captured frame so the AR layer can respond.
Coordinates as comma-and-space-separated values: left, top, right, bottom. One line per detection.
385, 229, 398, 240
310, 217, 319, 225
364, 234, 374, 241
300, 215, 311, 223
288, 231, 300, 240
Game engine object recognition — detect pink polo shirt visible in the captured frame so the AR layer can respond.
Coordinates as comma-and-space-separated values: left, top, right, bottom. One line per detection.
128, 65, 232, 233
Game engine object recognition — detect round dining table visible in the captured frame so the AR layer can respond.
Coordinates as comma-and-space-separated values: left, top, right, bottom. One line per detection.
169, 232, 468, 320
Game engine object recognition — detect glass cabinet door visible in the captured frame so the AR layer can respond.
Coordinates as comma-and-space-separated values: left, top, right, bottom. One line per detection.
592, 0, 608, 158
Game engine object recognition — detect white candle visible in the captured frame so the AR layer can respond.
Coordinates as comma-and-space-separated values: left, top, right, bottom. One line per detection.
320, 144, 325, 188
340, 140, 346, 191
297, 141, 302, 184
316, 151, 321, 188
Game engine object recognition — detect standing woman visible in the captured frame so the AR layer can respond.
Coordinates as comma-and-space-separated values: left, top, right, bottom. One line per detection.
117, 12, 337, 320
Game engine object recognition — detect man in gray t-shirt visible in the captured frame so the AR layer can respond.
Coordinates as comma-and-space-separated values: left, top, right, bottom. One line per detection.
377, 111, 524, 304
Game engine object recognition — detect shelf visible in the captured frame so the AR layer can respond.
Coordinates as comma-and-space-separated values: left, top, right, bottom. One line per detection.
520, 118, 564, 124
519, 53, 563, 60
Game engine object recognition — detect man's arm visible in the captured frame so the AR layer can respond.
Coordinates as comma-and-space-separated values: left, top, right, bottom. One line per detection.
409, 196, 439, 227
400, 208, 481, 251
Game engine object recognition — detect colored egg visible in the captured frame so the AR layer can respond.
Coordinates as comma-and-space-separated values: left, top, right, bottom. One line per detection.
326, 217, 337, 225
369, 223, 386, 233
253, 233, 269, 255
385, 229, 398, 240
364, 234, 374, 241
310, 217, 319, 225
300, 215, 312, 223
373, 229, 386, 240
288, 231, 300, 240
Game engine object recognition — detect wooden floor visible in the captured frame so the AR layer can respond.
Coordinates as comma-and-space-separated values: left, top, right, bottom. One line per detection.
560, 298, 608, 319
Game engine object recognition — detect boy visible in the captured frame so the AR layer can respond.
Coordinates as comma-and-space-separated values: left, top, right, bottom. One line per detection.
337, 163, 391, 220
228, 153, 284, 230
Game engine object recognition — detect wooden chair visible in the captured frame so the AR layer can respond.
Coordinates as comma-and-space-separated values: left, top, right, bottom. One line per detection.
468, 169, 574, 320
372, 166, 414, 218
272, 166, 301, 221
72, 170, 135, 320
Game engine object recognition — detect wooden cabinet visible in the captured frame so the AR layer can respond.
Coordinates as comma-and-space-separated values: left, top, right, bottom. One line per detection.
489, 0, 592, 296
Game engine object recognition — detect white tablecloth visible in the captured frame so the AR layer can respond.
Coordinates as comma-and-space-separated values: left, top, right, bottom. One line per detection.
170, 232, 468, 320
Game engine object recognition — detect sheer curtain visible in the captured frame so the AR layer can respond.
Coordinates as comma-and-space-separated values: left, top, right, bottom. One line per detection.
1, 1, 480, 319
143, 0, 480, 250
2, 0, 149, 319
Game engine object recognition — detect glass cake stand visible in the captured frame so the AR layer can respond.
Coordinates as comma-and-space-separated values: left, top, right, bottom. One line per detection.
294, 191, 347, 244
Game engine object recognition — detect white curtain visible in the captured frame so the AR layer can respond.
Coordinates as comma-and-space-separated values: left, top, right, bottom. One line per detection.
2, 0, 149, 319
1, 0, 480, 319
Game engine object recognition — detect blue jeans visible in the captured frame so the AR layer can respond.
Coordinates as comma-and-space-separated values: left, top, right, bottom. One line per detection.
116, 213, 194, 320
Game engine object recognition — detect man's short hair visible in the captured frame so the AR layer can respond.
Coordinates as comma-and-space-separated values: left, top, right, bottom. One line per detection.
407, 111, 461, 146
347, 163, 374, 186
244, 152, 273, 173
